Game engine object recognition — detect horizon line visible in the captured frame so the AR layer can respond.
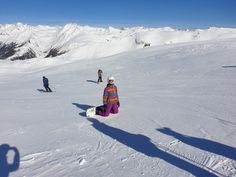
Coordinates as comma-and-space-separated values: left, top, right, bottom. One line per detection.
1, 21, 236, 30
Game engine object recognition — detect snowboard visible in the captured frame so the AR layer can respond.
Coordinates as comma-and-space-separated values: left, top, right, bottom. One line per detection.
37, 89, 54, 93
86, 107, 96, 117
86, 105, 106, 117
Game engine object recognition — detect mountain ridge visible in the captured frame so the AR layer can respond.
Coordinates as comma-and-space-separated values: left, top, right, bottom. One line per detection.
1, 23, 236, 61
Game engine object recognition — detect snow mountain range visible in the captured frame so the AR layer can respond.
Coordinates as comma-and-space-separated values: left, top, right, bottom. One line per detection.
1, 23, 236, 61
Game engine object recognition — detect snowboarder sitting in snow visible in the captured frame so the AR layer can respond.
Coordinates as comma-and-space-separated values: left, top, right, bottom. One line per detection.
43, 76, 52, 92
97, 76, 120, 117
97, 69, 103, 84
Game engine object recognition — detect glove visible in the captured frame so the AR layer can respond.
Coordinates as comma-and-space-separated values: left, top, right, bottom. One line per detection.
117, 101, 120, 107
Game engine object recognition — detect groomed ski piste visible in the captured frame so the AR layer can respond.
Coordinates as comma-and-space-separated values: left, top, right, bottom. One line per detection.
0, 24, 236, 177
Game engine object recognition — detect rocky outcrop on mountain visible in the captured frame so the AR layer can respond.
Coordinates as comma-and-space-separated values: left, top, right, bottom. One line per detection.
0, 41, 38, 60
10, 49, 36, 61
0, 40, 67, 60
0, 42, 17, 59
45, 48, 67, 58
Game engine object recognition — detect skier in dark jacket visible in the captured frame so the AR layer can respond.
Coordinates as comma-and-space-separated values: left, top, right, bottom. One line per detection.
97, 69, 103, 84
43, 76, 52, 92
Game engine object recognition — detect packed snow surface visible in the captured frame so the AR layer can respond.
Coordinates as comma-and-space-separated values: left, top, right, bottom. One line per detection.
0, 24, 236, 177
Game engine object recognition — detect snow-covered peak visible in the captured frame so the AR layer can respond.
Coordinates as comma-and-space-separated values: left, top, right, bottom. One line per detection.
1, 23, 236, 61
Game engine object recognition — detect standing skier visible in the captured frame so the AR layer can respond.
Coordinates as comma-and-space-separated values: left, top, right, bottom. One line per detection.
97, 69, 103, 84
97, 76, 120, 117
43, 76, 52, 92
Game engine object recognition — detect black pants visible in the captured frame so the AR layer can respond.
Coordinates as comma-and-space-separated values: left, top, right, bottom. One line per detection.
95, 105, 106, 114
44, 84, 52, 92
97, 76, 103, 83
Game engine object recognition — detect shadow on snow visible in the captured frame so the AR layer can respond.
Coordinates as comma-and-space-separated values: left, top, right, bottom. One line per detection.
0, 144, 20, 177
157, 127, 236, 161
222, 66, 236, 68
86, 80, 97, 84
72, 103, 94, 117
87, 118, 217, 177
37, 89, 46, 92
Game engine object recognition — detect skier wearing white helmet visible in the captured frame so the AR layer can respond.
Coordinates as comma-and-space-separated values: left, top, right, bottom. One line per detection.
96, 76, 120, 117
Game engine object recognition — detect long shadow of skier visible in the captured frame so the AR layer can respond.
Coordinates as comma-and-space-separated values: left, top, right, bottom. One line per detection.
222, 66, 236, 68
157, 127, 236, 161
86, 80, 97, 84
87, 118, 217, 177
72, 103, 94, 117
37, 89, 46, 93
0, 144, 20, 177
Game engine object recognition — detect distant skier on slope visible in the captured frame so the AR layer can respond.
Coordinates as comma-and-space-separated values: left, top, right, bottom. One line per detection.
97, 69, 103, 84
42, 76, 52, 92
96, 76, 120, 117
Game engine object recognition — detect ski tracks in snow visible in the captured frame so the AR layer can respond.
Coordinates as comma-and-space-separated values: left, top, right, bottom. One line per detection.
20, 148, 87, 176
151, 137, 236, 177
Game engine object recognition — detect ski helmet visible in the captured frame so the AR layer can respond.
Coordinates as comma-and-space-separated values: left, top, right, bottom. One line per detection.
107, 76, 115, 82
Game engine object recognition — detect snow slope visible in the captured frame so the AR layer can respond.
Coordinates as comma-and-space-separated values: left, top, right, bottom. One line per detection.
0, 37, 236, 177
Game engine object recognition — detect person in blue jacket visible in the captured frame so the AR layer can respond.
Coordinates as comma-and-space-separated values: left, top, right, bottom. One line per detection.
43, 76, 52, 92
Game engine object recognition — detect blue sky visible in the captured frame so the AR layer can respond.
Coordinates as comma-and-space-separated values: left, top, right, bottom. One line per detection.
0, 0, 236, 28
